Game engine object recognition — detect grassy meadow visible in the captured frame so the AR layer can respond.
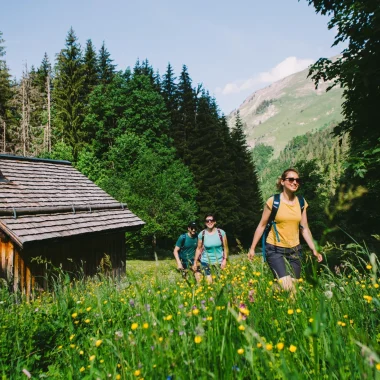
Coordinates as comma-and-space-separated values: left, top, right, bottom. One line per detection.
0, 246, 380, 379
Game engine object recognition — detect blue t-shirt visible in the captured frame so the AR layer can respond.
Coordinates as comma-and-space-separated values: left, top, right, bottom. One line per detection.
198, 229, 226, 264
175, 233, 197, 261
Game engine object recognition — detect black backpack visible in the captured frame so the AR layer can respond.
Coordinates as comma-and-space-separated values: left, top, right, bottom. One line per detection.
261, 194, 305, 261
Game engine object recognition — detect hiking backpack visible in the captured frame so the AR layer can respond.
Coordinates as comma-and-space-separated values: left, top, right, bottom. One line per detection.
261, 194, 305, 262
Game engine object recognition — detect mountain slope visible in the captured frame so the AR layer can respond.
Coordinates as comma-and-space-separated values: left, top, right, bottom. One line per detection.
228, 65, 344, 156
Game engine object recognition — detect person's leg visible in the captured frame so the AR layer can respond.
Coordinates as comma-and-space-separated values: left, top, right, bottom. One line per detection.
200, 262, 212, 284
266, 244, 296, 293
287, 247, 302, 279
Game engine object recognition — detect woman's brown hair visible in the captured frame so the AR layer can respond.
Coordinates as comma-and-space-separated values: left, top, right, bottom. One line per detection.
276, 168, 300, 191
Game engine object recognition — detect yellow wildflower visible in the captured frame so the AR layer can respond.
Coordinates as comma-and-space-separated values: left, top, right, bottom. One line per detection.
86, 307, 91, 312
79, 350, 84, 355
296, 309, 302, 313
289, 345, 297, 353
238, 325, 245, 331
366, 264, 372, 270
376, 363, 380, 371
277, 342, 284, 350
158, 337, 163, 342
237, 348, 244, 355
79, 367, 85, 372
194, 336, 202, 344
89, 355, 95, 361
143, 323, 149, 329
69, 334, 75, 341
266, 344, 273, 351
95, 340, 102, 347
116, 375, 121, 379
134, 370, 141, 377
192, 309, 200, 316
71, 313, 78, 319
85, 319, 91, 324
309, 318, 314, 323
257, 343, 262, 348
287, 309, 294, 315
131, 323, 138, 330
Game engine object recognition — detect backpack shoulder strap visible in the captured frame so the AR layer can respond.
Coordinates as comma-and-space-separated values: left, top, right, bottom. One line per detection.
267, 194, 280, 229
217, 228, 225, 258
201, 229, 205, 246
262, 194, 281, 262
297, 195, 305, 214
180, 233, 187, 249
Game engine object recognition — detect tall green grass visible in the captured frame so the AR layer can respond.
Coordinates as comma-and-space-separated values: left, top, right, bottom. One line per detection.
0, 246, 379, 379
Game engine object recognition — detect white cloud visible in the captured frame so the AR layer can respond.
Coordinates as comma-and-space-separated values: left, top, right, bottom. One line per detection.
219, 56, 314, 96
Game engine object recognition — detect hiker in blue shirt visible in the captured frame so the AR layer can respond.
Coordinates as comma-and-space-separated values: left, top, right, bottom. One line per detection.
192, 214, 228, 284
173, 221, 199, 279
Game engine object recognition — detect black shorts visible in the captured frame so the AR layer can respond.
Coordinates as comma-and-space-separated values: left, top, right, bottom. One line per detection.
265, 243, 302, 279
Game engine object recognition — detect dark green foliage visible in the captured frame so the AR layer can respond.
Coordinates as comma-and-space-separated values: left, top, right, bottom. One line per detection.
98, 42, 115, 85
174, 65, 197, 163
306, 0, 380, 239
53, 28, 86, 158
230, 111, 262, 242
187, 92, 238, 233
251, 143, 274, 177
255, 99, 275, 115
0, 31, 12, 121
83, 39, 99, 96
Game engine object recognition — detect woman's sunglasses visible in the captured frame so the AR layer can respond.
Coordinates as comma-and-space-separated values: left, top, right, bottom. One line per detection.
285, 177, 301, 184
205, 219, 215, 223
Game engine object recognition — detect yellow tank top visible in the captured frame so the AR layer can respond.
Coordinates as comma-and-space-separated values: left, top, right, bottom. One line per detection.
266, 195, 308, 248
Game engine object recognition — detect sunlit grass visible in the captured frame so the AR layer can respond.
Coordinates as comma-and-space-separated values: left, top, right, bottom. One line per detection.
0, 249, 379, 379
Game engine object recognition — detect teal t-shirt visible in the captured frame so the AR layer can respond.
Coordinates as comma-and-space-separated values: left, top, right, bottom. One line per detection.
199, 229, 226, 264
176, 233, 197, 261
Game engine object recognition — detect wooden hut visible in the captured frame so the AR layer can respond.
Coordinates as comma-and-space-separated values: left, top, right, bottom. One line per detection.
0, 154, 144, 296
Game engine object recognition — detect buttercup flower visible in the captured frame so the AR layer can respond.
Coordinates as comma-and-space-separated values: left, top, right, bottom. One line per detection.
131, 323, 138, 330
289, 345, 297, 353
277, 342, 284, 350
95, 340, 102, 347
194, 336, 202, 344
237, 348, 244, 355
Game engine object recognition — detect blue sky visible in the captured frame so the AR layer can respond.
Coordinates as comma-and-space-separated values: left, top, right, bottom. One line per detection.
0, 0, 343, 114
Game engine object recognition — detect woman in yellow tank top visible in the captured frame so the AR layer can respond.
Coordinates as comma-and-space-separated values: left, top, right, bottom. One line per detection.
248, 168, 322, 292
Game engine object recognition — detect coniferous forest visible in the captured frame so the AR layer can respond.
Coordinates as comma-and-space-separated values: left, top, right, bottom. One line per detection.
0, 28, 262, 253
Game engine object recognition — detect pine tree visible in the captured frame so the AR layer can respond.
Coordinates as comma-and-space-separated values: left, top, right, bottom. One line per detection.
0, 31, 14, 153
98, 42, 115, 85
83, 39, 99, 96
230, 111, 262, 241
188, 92, 238, 232
175, 65, 197, 164
53, 28, 85, 159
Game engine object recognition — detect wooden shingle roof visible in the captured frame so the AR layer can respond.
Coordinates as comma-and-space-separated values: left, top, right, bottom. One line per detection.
0, 155, 144, 247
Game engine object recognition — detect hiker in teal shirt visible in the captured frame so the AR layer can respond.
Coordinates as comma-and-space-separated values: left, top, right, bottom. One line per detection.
173, 221, 199, 278
193, 214, 228, 283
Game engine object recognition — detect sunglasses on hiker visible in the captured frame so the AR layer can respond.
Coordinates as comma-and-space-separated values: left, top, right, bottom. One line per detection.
285, 177, 301, 184
205, 218, 215, 223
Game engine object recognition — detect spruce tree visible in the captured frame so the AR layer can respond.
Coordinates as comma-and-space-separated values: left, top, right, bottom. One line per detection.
0, 31, 13, 153
188, 92, 238, 233
53, 27, 85, 159
175, 65, 197, 164
230, 110, 262, 241
83, 39, 99, 96
98, 42, 115, 85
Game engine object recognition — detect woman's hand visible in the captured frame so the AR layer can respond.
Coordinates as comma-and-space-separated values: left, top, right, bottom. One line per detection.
312, 249, 323, 262
192, 263, 198, 272
221, 257, 227, 269
248, 247, 255, 260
